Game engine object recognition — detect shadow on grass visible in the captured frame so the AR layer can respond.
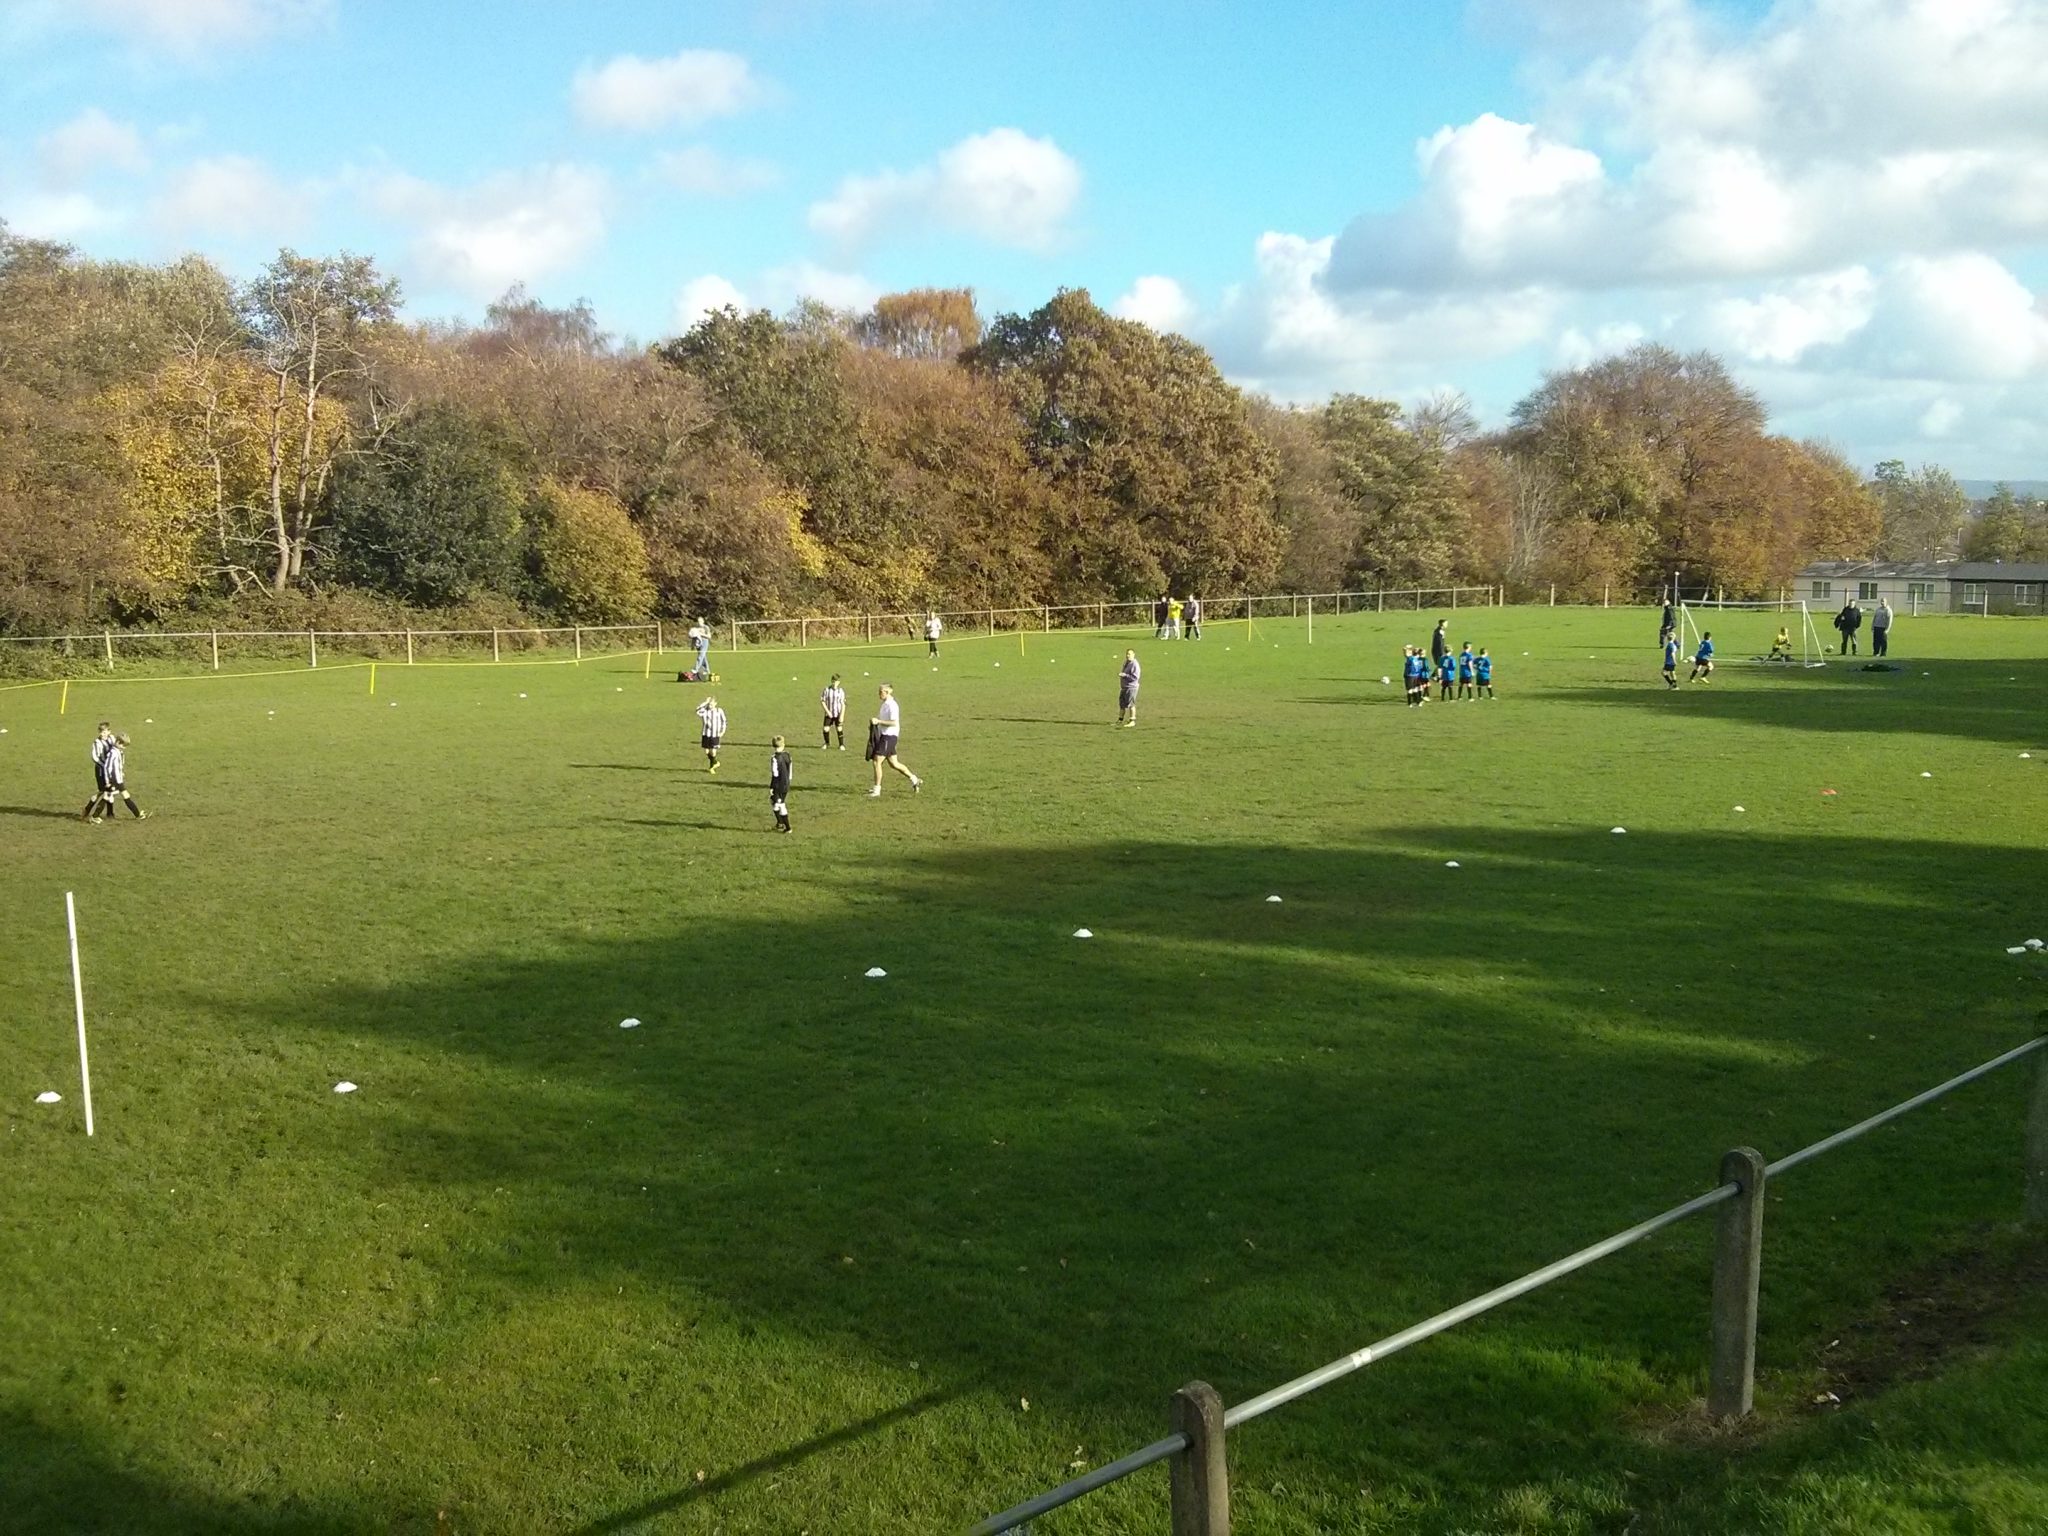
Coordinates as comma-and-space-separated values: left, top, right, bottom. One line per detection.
0, 803, 92, 820
206, 827, 2048, 1529
567, 1385, 964, 1536
1551, 656, 2048, 748
0, 1410, 359, 1535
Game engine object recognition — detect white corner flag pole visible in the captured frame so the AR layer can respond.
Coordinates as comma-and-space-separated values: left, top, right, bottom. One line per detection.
65, 891, 94, 1137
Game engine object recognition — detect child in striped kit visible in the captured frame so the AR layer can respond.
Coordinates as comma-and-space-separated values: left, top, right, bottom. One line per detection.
821, 674, 847, 750
87, 729, 147, 822
695, 695, 727, 774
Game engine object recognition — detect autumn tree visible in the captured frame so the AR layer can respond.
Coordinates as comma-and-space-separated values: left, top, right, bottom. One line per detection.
856, 289, 983, 360
528, 478, 654, 622
1872, 460, 1967, 562
241, 251, 400, 592
327, 405, 524, 604
967, 288, 1279, 596
1246, 399, 1352, 592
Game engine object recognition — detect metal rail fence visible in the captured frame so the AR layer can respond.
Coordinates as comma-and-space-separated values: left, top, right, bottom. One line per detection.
973, 1033, 2048, 1535
0, 588, 1499, 673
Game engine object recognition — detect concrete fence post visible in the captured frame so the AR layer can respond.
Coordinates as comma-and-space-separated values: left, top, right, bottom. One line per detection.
1709, 1146, 1767, 1419
1168, 1381, 1230, 1536
2026, 1042, 2048, 1225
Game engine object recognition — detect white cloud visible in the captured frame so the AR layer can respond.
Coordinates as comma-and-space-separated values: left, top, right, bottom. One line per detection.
1845, 252, 2048, 383
2, 189, 119, 239
1112, 275, 1195, 334
760, 262, 879, 314
572, 50, 763, 133
675, 274, 748, 329
809, 128, 1081, 253
1552, 320, 1648, 370
70, 0, 326, 50
37, 108, 147, 186
1328, 2, 2048, 297
1918, 397, 1962, 437
1706, 268, 1876, 365
369, 164, 608, 300
152, 154, 312, 240
1203, 230, 1560, 401
653, 145, 779, 198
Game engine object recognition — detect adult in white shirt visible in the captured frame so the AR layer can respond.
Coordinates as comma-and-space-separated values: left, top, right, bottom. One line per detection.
866, 683, 922, 797
923, 612, 943, 658
686, 617, 711, 676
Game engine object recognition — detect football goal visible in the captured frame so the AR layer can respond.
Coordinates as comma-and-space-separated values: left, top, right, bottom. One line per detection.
1678, 600, 1829, 667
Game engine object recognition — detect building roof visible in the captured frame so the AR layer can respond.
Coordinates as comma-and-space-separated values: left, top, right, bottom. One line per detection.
1948, 561, 2048, 582
1794, 559, 1955, 579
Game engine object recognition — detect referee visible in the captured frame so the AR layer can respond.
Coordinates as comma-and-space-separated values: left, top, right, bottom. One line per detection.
866, 683, 922, 798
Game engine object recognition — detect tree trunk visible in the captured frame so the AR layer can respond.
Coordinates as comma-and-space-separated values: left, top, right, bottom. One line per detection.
290, 321, 321, 583
266, 369, 291, 594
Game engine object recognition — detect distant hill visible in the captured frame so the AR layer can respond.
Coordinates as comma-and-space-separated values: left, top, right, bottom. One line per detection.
1959, 480, 2048, 501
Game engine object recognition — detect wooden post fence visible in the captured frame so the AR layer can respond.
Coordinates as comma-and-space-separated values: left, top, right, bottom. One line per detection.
1709, 1147, 1767, 1419
1169, 1382, 1230, 1536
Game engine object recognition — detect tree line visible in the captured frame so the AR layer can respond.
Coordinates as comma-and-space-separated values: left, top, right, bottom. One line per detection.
4, 228, 2042, 635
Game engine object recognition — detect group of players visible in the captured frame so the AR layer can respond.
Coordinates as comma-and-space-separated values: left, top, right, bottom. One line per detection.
1400, 619, 1497, 706
688, 674, 922, 834
80, 721, 148, 823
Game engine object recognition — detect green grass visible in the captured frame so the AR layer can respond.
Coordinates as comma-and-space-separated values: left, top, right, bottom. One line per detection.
2, 607, 2045, 1535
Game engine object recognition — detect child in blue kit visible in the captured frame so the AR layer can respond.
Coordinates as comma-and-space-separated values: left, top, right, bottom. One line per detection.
1662, 634, 1680, 688
1457, 644, 1475, 699
1475, 648, 1494, 698
1690, 631, 1715, 682
1403, 645, 1427, 706
1436, 649, 1456, 700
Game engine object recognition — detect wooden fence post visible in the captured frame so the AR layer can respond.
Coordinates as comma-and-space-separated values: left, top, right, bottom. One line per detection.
210, 630, 220, 671
1168, 1381, 1230, 1536
103, 629, 114, 670
1709, 1147, 1767, 1419
492, 628, 500, 662
308, 629, 318, 669
801, 617, 808, 648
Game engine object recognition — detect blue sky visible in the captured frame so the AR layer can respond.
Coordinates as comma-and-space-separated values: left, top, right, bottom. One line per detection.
4, 0, 2046, 478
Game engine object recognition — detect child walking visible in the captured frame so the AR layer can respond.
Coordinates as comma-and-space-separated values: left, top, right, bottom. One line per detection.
1117, 649, 1141, 726
769, 735, 793, 833
82, 722, 115, 821
696, 695, 727, 773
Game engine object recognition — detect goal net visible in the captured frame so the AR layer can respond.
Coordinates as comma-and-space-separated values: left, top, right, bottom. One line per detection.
1678, 601, 1828, 668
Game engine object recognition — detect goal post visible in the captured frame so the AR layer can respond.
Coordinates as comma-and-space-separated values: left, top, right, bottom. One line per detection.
1678, 599, 1828, 668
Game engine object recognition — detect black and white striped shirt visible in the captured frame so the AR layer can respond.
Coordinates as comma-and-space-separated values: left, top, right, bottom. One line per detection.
821, 684, 846, 718
103, 743, 126, 782
696, 702, 727, 738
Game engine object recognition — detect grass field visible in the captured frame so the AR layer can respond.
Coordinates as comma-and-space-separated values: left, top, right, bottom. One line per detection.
3, 606, 2045, 1535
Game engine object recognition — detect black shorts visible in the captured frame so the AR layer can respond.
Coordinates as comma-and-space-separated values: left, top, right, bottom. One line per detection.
701, 733, 722, 750
823, 713, 842, 728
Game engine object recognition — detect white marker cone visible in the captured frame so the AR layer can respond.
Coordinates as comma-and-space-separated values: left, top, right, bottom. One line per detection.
333, 1081, 358, 1094
864, 966, 887, 978
1733, 805, 1745, 813
1920, 771, 1932, 778
2007, 946, 2028, 955
35, 1091, 61, 1104
1611, 827, 1627, 834
1266, 895, 1283, 903
2026, 939, 2045, 950
1445, 860, 1460, 868
619, 1018, 641, 1029
1072, 928, 1094, 939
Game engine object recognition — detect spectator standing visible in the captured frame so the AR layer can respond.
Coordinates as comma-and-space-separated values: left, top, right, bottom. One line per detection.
1871, 598, 1893, 657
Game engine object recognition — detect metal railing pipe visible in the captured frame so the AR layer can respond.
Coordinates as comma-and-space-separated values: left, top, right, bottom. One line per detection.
969, 1433, 1188, 1535
1225, 1181, 1737, 1428
1768, 1036, 2047, 1178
